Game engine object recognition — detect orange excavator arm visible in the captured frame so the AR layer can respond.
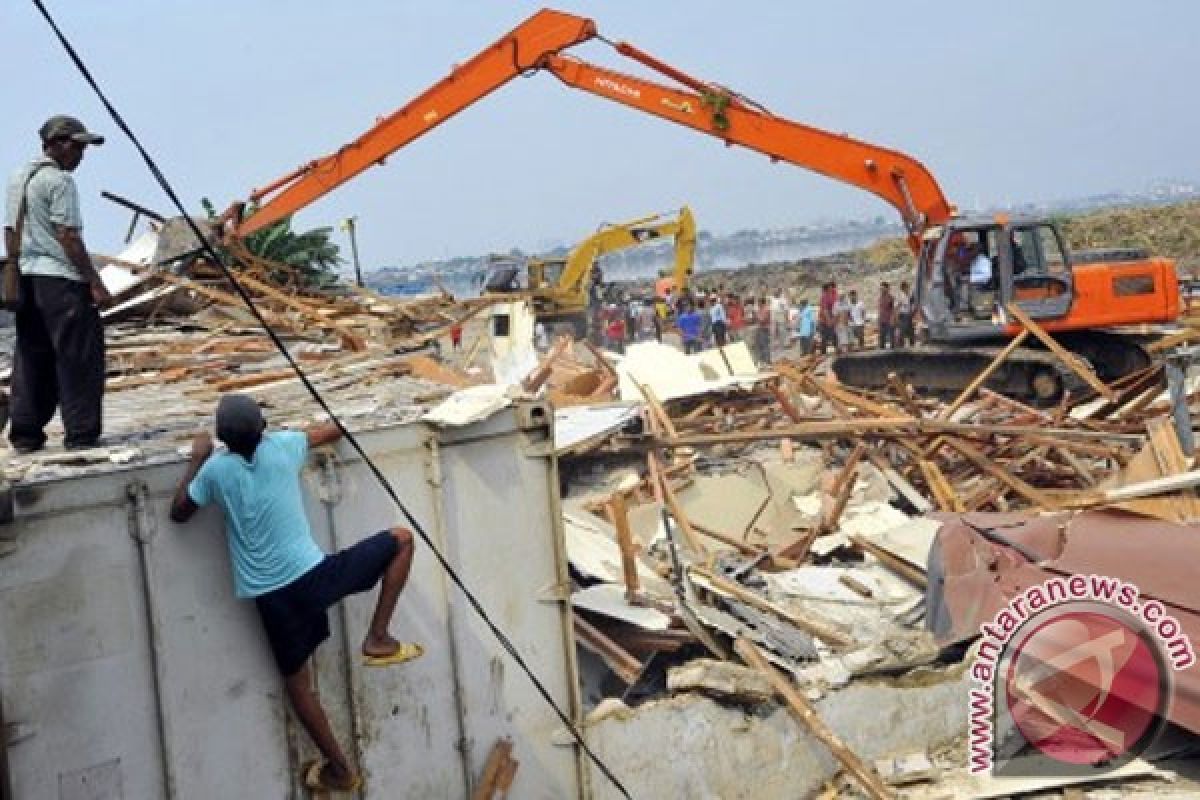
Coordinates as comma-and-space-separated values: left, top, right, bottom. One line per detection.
229, 8, 952, 252
229, 9, 596, 236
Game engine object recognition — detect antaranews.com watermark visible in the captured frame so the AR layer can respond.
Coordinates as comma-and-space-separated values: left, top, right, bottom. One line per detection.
968, 573, 1194, 776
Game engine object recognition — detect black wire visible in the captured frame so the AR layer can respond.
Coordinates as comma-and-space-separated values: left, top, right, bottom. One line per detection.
30, 2, 632, 796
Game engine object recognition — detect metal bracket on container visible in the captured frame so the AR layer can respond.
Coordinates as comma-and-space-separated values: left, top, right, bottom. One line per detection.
125, 482, 157, 544
514, 400, 553, 433
4, 721, 36, 746
314, 452, 343, 506
0, 478, 14, 526
536, 581, 572, 605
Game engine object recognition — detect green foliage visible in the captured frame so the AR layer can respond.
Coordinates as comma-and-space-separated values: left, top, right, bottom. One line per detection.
701, 90, 732, 133
200, 197, 344, 288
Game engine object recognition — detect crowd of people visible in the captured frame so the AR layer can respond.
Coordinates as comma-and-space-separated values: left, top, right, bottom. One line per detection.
587, 279, 919, 365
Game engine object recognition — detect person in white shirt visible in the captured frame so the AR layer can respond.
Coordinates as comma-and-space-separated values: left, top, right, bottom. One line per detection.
969, 244, 993, 287
709, 296, 729, 347
847, 289, 866, 350
833, 294, 851, 354
769, 288, 789, 348
967, 243, 995, 316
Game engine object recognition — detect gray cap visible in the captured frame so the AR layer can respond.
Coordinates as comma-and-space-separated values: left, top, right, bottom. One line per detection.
215, 394, 265, 445
39, 115, 105, 145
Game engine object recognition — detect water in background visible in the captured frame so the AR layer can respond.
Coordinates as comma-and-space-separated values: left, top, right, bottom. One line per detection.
371, 224, 897, 299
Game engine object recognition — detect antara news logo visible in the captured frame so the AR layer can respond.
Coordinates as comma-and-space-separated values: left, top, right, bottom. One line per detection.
968, 574, 1195, 777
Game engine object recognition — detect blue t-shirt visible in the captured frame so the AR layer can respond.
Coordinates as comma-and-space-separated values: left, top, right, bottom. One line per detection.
678, 311, 703, 342
798, 306, 817, 337
188, 430, 325, 598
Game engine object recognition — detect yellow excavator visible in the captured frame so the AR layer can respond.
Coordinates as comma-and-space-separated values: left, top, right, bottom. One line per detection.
484, 206, 696, 334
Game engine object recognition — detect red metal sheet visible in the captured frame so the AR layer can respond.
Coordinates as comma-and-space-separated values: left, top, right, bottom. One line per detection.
929, 510, 1200, 735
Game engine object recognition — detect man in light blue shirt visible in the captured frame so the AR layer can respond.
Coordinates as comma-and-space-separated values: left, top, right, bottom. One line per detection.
796, 298, 817, 355
169, 394, 420, 793
709, 295, 728, 347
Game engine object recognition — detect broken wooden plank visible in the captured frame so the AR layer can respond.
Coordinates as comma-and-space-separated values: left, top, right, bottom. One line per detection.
867, 451, 933, 514
654, 452, 707, 555
691, 566, 853, 649
733, 637, 895, 800
572, 612, 643, 686
1005, 303, 1117, 401
607, 492, 642, 601
942, 435, 1060, 510
939, 329, 1030, 419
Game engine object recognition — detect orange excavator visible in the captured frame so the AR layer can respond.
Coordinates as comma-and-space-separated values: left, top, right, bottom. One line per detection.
222, 9, 1178, 401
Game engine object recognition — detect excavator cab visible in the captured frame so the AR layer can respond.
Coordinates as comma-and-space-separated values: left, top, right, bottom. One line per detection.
917, 216, 1075, 343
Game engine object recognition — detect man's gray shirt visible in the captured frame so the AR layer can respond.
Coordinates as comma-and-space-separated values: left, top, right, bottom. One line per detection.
5, 157, 85, 282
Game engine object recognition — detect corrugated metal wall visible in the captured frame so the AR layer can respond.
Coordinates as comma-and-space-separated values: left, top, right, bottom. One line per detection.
0, 404, 584, 799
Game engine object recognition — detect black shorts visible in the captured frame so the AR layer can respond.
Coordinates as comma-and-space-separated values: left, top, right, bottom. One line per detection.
254, 530, 399, 676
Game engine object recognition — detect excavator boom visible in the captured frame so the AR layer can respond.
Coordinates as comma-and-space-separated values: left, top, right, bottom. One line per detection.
230, 10, 595, 236
229, 8, 951, 249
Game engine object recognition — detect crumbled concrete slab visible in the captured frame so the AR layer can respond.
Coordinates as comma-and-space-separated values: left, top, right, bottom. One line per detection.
587, 668, 970, 800
676, 473, 769, 540
666, 659, 774, 704
873, 751, 938, 786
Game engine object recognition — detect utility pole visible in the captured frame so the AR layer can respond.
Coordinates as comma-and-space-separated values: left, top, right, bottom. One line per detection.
340, 216, 364, 288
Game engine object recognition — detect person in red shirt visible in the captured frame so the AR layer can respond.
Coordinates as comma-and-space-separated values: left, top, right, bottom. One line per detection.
876, 282, 895, 349
726, 294, 744, 341
606, 313, 627, 354
817, 281, 838, 354
449, 323, 463, 350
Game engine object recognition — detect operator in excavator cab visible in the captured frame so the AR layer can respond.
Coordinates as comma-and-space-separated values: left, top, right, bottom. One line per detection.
967, 241, 995, 317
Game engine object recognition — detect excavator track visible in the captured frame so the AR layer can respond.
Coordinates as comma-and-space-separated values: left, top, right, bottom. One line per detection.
831, 332, 1154, 405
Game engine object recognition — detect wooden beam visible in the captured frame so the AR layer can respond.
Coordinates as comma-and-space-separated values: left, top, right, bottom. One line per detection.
848, 535, 928, 589
939, 329, 1030, 419
867, 451, 933, 514
943, 435, 1059, 509
661, 418, 916, 446
918, 459, 963, 513
691, 566, 853, 649
471, 737, 519, 800
572, 613, 643, 686
1064, 468, 1200, 510
651, 451, 706, 554
607, 492, 642, 601
635, 381, 679, 439
1005, 303, 1117, 401
734, 638, 895, 800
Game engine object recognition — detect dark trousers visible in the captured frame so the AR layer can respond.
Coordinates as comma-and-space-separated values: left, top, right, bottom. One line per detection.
897, 314, 915, 347
879, 322, 894, 349
753, 327, 771, 365
10, 276, 105, 449
818, 324, 836, 354
712, 320, 728, 347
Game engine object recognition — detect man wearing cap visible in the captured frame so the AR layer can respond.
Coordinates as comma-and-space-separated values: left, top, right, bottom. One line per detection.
4, 115, 112, 452
169, 395, 423, 793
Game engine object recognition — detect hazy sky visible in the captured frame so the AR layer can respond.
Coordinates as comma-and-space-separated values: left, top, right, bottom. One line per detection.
4, 1, 1198, 272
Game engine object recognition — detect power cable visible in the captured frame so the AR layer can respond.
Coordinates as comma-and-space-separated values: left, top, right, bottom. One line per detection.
29, 2, 632, 796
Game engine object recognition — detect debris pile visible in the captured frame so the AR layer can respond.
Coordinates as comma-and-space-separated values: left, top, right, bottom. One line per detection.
6, 226, 1200, 797
534, 322, 1200, 796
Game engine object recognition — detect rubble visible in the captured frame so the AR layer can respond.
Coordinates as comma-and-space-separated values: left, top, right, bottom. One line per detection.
7, 222, 1200, 798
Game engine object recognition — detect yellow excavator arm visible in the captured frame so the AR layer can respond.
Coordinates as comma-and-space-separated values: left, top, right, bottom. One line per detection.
545, 206, 696, 309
